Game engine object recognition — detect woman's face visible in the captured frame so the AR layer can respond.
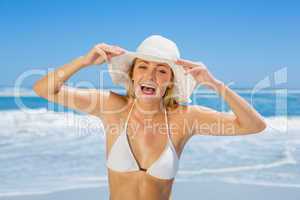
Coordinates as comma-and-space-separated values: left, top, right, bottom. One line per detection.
131, 58, 173, 102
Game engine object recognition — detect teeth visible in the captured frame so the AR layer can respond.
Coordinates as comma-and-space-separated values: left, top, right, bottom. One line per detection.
141, 84, 156, 89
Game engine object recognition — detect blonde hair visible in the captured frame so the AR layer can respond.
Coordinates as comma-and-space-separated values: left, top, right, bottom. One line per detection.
126, 58, 179, 109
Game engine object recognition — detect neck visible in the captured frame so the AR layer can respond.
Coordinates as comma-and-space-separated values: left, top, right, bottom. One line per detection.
132, 98, 165, 119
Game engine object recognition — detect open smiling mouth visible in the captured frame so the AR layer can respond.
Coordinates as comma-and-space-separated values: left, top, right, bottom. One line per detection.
140, 83, 157, 95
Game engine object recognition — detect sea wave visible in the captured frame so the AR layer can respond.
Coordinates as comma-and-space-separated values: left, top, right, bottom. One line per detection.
0, 109, 299, 196
1, 87, 299, 97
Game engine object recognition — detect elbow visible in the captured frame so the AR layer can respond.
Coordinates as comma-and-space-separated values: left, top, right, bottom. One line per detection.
252, 119, 267, 134
257, 123, 267, 133
32, 82, 40, 96
237, 118, 267, 135
32, 80, 46, 98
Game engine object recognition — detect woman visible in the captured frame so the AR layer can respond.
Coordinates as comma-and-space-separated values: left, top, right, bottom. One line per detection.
33, 35, 266, 200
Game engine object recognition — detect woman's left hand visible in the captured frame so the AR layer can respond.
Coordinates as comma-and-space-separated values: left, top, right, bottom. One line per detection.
175, 59, 222, 90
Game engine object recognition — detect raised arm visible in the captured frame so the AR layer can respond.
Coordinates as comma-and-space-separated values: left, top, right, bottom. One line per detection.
33, 43, 125, 118
176, 59, 267, 137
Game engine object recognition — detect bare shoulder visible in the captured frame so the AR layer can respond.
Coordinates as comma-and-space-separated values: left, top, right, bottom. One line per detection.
189, 104, 216, 112
166, 104, 195, 143
105, 91, 128, 107
100, 93, 134, 141
168, 104, 215, 118
99, 90, 129, 117
184, 104, 223, 129
168, 104, 218, 140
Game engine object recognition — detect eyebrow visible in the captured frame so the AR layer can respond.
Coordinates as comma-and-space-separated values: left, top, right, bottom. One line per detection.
137, 60, 169, 68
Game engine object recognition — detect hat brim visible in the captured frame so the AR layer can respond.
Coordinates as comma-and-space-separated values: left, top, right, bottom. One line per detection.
107, 51, 197, 103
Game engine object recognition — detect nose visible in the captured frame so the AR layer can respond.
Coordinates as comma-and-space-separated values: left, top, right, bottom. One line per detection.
143, 67, 157, 81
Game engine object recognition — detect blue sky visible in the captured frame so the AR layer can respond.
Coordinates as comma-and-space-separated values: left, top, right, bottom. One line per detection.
0, 0, 299, 89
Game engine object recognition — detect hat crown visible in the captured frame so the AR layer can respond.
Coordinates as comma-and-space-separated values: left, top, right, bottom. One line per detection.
136, 35, 180, 61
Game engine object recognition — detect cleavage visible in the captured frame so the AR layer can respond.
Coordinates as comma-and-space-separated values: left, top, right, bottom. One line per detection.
127, 121, 168, 169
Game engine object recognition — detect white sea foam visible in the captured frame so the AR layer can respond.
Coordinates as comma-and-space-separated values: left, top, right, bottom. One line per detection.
0, 108, 105, 138
221, 177, 300, 188
0, 109, 299, 196
0, 183, 108, 197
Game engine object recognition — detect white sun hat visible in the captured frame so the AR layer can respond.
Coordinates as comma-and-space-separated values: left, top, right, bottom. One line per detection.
107, 35, 197, 103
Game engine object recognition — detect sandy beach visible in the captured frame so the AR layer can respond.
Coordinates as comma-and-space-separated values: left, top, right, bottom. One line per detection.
1, 181, 300, 200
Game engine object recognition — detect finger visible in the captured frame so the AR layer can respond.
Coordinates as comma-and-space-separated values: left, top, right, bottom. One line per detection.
176, 59, 204, 68
107, 53, 113, 62
179, 63, 193, 71
95, 47, 109, 62
103, 46, 121, 55
180, 62, 206, 71
112, 45, 126, 53
181, 65, 192, 71
108, 48, 125, 57
96, 43, 126, 56
95, 44, 121, 55
176, 59, 196, 66
105, 45, 126, 55
94, 56, 104, 64
184, 67, 203, 74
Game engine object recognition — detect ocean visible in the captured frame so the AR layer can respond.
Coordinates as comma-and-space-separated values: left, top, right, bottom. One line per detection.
0, 87, 299, 197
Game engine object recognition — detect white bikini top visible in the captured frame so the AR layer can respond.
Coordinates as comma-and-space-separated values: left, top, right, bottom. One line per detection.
106, 98, 179, 180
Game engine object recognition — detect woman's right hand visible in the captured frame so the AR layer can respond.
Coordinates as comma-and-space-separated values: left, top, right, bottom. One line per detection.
80, 43, 126, 67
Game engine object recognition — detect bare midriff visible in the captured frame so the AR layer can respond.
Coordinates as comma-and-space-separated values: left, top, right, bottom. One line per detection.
107, 169, 174, 200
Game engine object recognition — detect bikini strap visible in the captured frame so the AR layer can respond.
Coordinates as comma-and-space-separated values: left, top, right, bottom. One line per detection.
164, 107, 171, 140
164, 107, 178, 155
125, 98, 136, 127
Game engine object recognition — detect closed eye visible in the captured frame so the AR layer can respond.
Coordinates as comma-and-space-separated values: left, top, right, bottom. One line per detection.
159, 70, 167, 74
